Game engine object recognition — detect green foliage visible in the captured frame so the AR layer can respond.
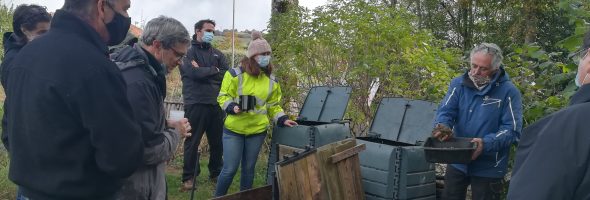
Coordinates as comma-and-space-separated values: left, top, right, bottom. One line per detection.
269, 0, 462, 134
504, 44, 574, 126
398, 0, 584, 53
221, 50, 246, 69
0, 0, 14, 61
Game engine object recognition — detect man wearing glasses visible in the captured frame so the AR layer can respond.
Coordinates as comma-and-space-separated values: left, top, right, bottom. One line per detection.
179, 19, 228, 191
110, 16, 192, 199
432, 43, 523, 200
508, 31, 590, 200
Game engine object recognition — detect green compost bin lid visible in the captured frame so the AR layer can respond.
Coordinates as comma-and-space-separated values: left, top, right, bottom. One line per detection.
297, 86, 352, 123
367, 98, 438, 145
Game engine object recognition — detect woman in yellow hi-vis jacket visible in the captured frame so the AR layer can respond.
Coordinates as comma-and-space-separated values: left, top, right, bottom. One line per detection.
214, 31, 297, 197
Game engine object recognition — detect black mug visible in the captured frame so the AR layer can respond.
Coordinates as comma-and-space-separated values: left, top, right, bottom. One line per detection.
239, 95, 257, 112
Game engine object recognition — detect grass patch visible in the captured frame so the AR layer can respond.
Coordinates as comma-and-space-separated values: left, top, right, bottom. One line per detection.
0, 149, 16, 200
166, 153, 270, 200
0, 150, 270, 200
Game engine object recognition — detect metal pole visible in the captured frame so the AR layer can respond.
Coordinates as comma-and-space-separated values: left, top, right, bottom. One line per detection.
231, 0, 236, 68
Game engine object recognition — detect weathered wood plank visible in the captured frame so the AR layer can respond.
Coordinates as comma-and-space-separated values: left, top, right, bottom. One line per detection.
330, 144, 366, 164
350, 155, 366, 200
306, 154, 322, 200
293, 156, 312, 200
210, 185, 272, 200
337, 157, 358, 200
317, 139, 355, 200
278, 163, 299, 200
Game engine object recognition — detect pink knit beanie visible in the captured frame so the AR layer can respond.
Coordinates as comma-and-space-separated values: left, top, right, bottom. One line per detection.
247, 31, 272, 58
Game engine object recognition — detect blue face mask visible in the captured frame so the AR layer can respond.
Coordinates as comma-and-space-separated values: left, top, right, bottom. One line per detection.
576, 60, 589, 87
576, 71, 589, 87
257, 55, 271, 68
202, 32, 214, 43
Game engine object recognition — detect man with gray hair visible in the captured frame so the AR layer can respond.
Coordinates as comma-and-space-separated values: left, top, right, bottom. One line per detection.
110, 16, 192, 199
4, 0, 143, 199
432, 43, 523, 200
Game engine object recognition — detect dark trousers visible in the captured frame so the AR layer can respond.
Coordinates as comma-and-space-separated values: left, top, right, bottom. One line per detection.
182, 104, 224, 182
443, 166, 504, 200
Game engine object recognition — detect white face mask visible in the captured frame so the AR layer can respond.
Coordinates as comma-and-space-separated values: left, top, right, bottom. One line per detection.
576, 54, 589, 87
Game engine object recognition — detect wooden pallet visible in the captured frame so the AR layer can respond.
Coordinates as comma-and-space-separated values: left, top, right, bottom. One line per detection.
276, 139, 366, 200
211, 185, 272, 200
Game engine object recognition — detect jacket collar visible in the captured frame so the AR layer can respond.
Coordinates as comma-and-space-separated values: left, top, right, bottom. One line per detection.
570, 84, 590, 106
51, 10, 109, 56
133, 44, 165, 77
191, 39, 211, 50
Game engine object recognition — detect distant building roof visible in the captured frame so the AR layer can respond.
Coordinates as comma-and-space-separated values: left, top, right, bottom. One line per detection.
129, 24, 143, 37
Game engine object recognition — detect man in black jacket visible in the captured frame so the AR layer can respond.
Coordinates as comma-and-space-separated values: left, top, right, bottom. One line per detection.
180, 19, 228, 190
3, 0, 143, 199
507, 31, 590, 200
1, 4, 51, 150
111, 16, 192, 199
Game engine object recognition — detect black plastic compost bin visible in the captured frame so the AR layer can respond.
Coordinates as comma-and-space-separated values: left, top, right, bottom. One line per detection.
266, 86, 353, 185
356, 98, 438, 200
423, 137, 476, 164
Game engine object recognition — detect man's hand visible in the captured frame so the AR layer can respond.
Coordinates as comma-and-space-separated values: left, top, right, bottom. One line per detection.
283, 119, 298, 127
471, 138, 484, 160
432, 124, 453, 141
167, 118, 192, 137
191, 60, 200, 68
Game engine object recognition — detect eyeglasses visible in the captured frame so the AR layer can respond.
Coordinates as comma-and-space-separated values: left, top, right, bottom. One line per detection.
571, 48, 589, 64
169, 47, 186, 61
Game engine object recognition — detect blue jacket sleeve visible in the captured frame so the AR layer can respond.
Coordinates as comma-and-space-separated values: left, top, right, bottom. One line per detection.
434, 79, 461, 128
482, 87, 523, 153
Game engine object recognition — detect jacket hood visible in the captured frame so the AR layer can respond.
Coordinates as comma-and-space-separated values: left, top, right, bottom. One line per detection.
570, 84, 590, 106
3, 32, 25, 54
462, 66, 511, 94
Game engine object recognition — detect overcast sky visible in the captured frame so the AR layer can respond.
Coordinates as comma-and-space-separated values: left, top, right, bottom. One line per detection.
2, 0, 328, 32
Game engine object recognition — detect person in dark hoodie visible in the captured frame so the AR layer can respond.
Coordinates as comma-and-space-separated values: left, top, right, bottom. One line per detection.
1, 4, 51, 88
1, 4, 52, 151
432, 43, 523, 200
3, 0, 144, 199
179, 19, 228, 191
507, 31, 590, 200
111, 16, 192, 200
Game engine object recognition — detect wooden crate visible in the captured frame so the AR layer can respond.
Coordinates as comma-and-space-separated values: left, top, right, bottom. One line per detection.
318, 139, 366, 200
276, 138, 365, 200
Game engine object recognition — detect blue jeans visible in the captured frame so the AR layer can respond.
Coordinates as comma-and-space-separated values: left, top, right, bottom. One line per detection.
16, 187, 29, 200
214, 128, 266, 197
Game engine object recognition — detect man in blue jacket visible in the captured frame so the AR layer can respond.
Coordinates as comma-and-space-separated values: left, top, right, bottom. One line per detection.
433, 43, 523, 200
507, 31, 590, 200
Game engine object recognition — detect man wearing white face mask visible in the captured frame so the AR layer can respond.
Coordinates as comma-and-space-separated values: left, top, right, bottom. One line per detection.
508, 31, 590, 200
179, 19, 228, 191
433, 43, 523, 200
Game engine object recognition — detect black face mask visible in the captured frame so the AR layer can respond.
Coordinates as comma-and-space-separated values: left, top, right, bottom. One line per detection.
105, 3, 131, 46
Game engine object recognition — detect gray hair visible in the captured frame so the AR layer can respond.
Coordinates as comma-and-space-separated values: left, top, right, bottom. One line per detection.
141, 16, 190, 49
470, 43, 504, 69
